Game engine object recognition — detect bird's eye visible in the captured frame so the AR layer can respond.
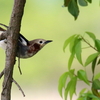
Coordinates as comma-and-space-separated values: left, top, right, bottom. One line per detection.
39, 41, 43, 44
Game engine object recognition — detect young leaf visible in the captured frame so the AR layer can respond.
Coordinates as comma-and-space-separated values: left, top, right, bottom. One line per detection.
77, 70, 90, 85
63, 34, 76, 52
68, 0, 79, 20
92, 57, 97, 74
92, 79, 100, 89
79, 88, 87, 95
69, 35, 78, 53
87, 0, 92, 3
95, 39, 100, 52
64, 0, 71, 7
64, 79, 71, 100
69, 77, 77, 100
69, 69, 75, 78
58, 72, 69, 97
97, 59, 100, 65
85, 31, 96, 41
77, 97, 86, 100
91, 88, 100, 98
94, 73, 100, 80
85, 92, 100, 99
64, 77, 77, 100
85, 53, 100, 67
78, 0, 88, 6
75, 39, 83, 65
68, 52, 75, 70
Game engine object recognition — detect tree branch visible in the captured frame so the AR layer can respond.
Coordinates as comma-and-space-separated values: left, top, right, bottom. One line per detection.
0, 69, 4, 79
1, 0, 26, 100
81, 36, 98, 51
12, 78, 25, 97
0, 69, 25, 97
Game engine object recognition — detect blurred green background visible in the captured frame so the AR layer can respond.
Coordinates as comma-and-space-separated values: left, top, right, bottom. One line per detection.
0, 0, 100, 100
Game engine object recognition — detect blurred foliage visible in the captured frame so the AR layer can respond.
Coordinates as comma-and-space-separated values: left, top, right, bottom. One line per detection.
63, 0, 93, 20
58, 32, 100, 100
58, 1, 100, 100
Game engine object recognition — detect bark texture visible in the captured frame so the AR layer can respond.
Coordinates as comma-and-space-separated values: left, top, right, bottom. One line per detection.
1, 0, 26, 100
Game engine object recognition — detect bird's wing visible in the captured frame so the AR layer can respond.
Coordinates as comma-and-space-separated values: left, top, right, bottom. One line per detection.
19, 34, 29, 46
0, 23, 29, 46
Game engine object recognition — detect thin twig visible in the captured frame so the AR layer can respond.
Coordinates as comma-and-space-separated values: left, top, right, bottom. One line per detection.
81, 36, 98, 51
0, 69, 4, 79
0, 69, 25, 97
12, 78, 25, 97
18, 57, 22, 75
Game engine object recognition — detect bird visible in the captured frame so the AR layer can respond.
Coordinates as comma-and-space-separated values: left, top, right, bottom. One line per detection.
0, 23, 52, 58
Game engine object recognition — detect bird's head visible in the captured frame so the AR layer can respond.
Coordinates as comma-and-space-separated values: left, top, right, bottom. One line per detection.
29, 39, 52, 50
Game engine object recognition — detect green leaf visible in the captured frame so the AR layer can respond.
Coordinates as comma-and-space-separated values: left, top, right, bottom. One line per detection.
63, 34, 76, 52
78, 0, 88, 6
86, 31, 96, 41
64, 0, 71, 7
69, 35, 80, 53
95, 39, 100, 52
68, 52, 75, 70
97, 59, 100, 65
78, 92, 100, 100
94, 73, 100, 80
64, 77, 77, 100
92, 79, 100, 89
68, 0, 79, 20
58, 72, 69, 97
77, 70, 90, 85
69, 77, 77, 100
85, 53, 100, 67
87, 0, 92, 3
69, 69, 75, 78
77, 97, 86, 100
75, 39, 83, 65
79, 88, 87, 95
86, 93, 100, 99
68, 36, 82, 70
92, 57, 97, 74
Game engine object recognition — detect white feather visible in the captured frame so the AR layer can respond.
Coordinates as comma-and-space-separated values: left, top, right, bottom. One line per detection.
20, 36, 27, 46
0, 31, 7, 50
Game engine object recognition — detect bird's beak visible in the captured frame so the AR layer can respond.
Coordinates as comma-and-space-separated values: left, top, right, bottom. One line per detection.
45, 40, 52, 44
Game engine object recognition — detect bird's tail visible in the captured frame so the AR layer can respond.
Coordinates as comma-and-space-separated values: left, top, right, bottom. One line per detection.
0, 23, 8, 29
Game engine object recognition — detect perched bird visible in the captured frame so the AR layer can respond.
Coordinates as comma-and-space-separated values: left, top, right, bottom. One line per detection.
0, 23, 52, 58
